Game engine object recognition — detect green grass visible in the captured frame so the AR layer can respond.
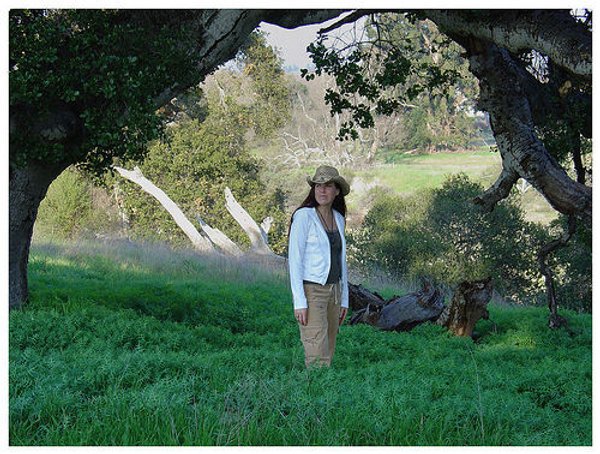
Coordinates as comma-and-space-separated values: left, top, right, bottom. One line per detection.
355, 151, 499, 194
10, 239, 591, 446
344, 149, 558, 225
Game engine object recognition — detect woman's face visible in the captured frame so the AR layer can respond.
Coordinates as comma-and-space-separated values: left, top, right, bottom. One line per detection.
315, 182, 340, 207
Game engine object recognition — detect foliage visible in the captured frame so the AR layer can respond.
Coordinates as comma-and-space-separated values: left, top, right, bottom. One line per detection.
349, 174, 549, 303
237, 31, 292, 138
34, 168, 94, 239
34, 167, 123, 240
109, 32, 291, 253
302, 12, 480, 147
10, 240, 592, 445
547, 216, 592, 313
10, 10, 197, 173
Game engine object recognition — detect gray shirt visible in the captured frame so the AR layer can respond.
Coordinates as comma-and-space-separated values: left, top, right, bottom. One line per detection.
325, 229, 342, 284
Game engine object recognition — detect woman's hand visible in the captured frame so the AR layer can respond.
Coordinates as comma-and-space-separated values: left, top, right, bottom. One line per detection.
339, 307, 348, 325
295, 308, 308, 326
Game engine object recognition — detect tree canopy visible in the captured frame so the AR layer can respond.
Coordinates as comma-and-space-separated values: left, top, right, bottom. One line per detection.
302, 10, 591, 227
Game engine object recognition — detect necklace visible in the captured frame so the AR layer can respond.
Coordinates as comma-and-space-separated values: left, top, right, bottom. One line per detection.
317, 208, 334, 232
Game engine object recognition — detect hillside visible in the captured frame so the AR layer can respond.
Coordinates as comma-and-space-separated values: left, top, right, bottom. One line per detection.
10, 240, 591, 446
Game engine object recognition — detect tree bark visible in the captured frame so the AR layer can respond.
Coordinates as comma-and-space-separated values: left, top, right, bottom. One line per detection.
195, 214, 243, 256
377, 283, 446, 332
224, 187, 278, 258
435, 277, 493, 337
462, 41, 591, 228
538, 215, 576, 331
9, 160, 70, 309
424, 10, 592, 80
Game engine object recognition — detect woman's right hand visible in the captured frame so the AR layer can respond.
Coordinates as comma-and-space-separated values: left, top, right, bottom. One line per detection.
294, 308, 308, 326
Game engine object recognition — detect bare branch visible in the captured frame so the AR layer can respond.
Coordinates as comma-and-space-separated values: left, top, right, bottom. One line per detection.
317, 9, 385, 35
224, 187, 280, 258
113, 166, 216, 253
195, 214, 242, 256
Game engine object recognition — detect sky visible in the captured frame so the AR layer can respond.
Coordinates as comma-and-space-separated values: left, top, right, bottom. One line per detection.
259, 21, 321, 70
259, 11, 366, 71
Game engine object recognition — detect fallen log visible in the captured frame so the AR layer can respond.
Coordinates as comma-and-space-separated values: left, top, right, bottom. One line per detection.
349, 277, 493, 338
348, 283, 386, 311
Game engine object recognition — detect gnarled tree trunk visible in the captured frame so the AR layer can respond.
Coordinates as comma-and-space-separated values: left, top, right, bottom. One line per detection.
435, 277, 493, 337
9, 160, 70, 309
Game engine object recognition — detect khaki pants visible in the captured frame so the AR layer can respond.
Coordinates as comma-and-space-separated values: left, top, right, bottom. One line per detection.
299, 282, 341, 368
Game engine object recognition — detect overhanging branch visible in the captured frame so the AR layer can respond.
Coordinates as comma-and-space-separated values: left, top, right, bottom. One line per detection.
425, 9, 591, 79
451, 37, 592, 227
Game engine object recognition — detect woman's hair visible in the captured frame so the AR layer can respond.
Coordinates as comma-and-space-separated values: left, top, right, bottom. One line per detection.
287, 184, 347, 237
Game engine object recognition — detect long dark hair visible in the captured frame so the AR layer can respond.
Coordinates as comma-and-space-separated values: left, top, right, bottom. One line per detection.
287, 184, 347, 237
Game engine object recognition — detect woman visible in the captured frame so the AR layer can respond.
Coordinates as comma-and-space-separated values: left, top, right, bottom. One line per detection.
288, 165, 350, 368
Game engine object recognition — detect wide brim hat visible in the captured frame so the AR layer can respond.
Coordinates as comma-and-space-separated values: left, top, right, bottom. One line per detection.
306, 165, 350, 196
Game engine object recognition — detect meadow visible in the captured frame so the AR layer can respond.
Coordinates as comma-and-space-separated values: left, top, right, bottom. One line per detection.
9, 239, 592, 446
349, 149, 558, 225
278, 149, 559, 227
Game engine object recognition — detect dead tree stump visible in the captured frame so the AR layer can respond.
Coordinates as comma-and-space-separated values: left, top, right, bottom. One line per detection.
348, 283, 386, 311
435, 277, 493, 337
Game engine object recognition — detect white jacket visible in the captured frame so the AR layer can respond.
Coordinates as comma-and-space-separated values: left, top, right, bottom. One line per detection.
288, 207, 349, 310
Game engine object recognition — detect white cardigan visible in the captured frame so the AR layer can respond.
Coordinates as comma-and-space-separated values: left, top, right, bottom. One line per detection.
288, 207, 349, 310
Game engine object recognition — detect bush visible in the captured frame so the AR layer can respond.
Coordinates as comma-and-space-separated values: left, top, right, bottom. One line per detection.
34, 167, 93, 239
349, 174, 549, 303
547, 216, 592, 313
34, 167, 124, 241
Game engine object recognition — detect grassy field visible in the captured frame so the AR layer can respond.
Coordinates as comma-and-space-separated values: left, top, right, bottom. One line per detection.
10, 240, 591, 446
367, 149, 502, 194
345, 150, 558, 225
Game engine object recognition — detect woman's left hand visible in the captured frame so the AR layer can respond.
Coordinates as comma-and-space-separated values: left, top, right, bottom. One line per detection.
339, 307, 348, 326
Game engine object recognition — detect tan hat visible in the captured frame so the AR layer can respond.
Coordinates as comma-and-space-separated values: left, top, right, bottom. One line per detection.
306, 165, 350, 196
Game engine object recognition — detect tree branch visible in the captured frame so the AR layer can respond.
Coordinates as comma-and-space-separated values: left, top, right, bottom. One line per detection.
473, 166, 520, 212
425, 9, 592, 79
458, 40, 591, 227
224, 187, 281, 258
262, 9, 348, 29
195, 214, 242, 256
316, 10, 380, 35
537, 215, 576, 331
113, 166, 216, 253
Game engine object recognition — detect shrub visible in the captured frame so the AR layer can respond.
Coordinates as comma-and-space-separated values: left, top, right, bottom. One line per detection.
34, 167, 124, 241
34, 167, 94, 240
349, 174, 550, 303
547, 216, 592, 313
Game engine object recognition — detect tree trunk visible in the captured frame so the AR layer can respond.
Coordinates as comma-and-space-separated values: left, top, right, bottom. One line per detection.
377, 282, 446, 331
465, 42, 592, 227
537, 215, 576, 331
435, 277, 493, 337
9, 160, 69, 309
